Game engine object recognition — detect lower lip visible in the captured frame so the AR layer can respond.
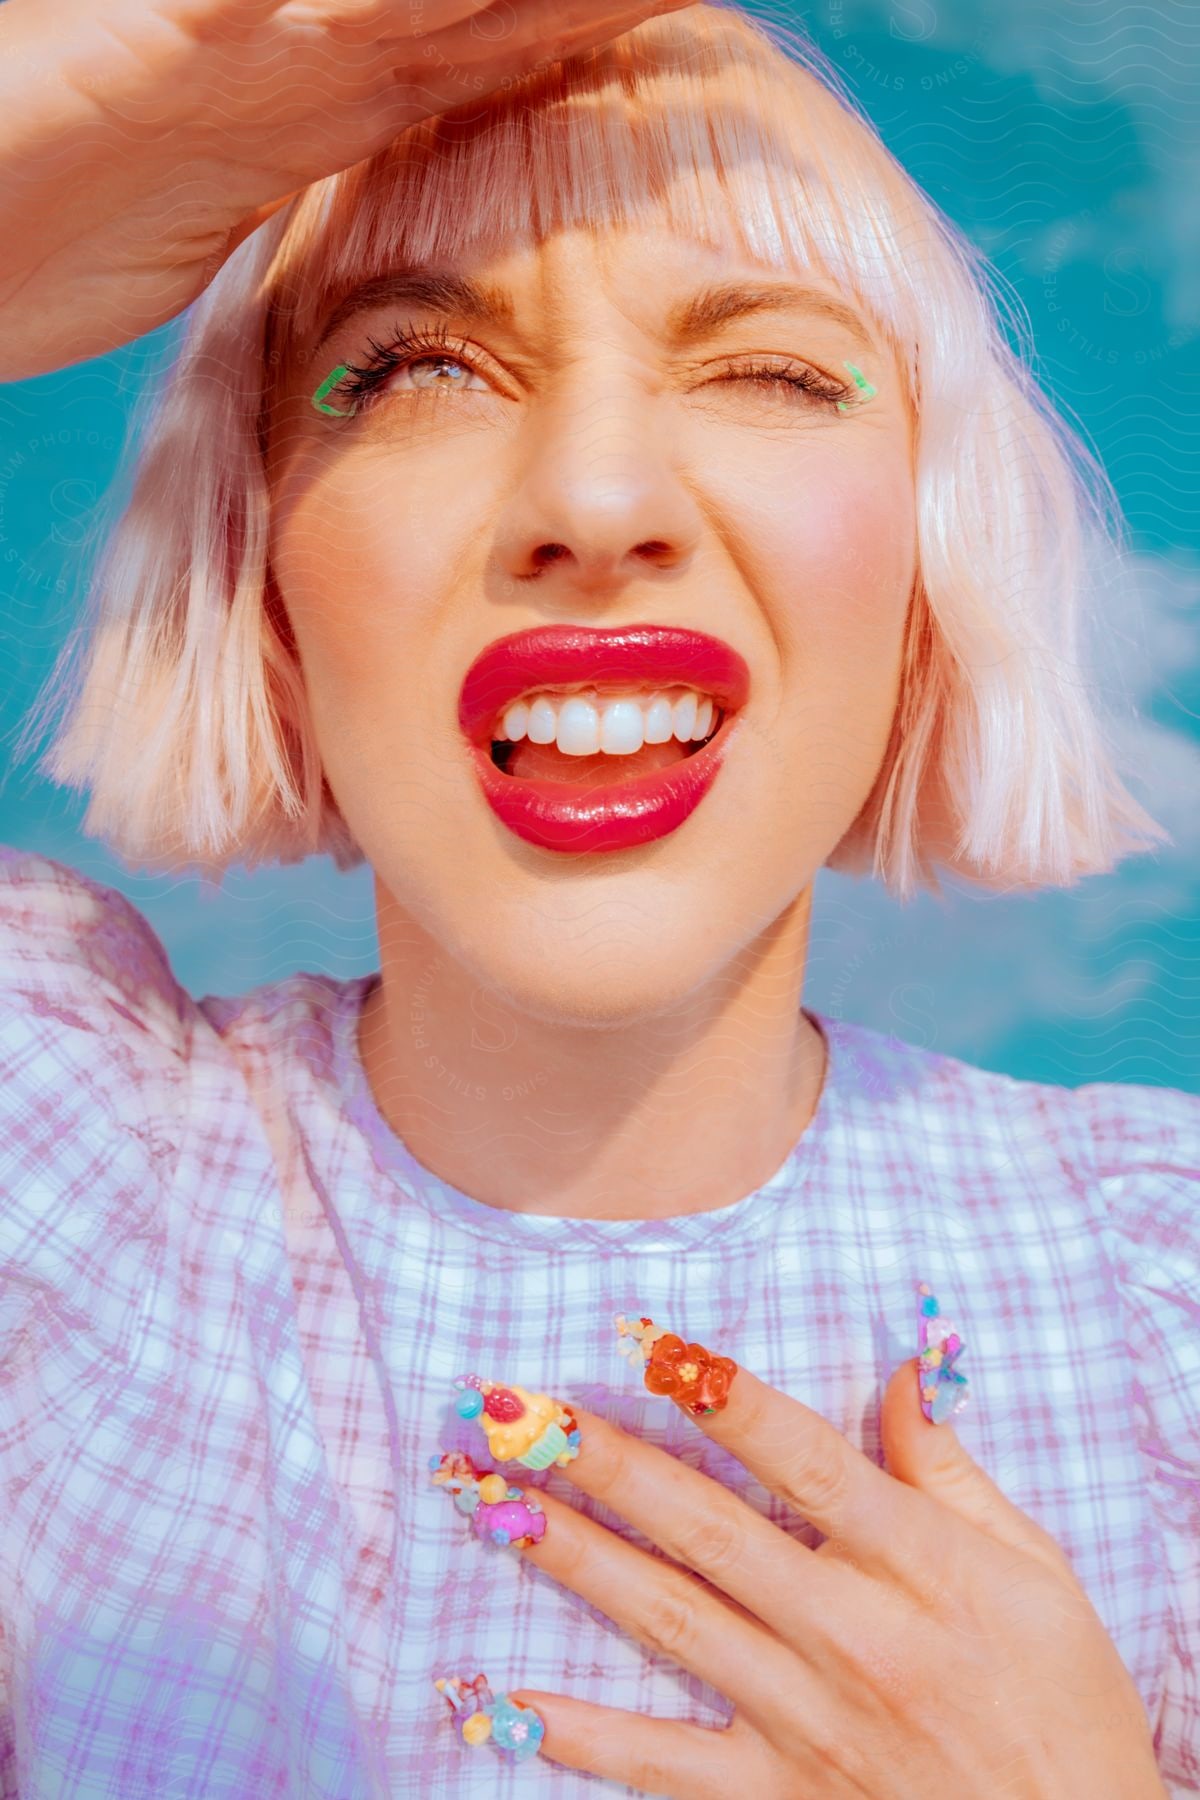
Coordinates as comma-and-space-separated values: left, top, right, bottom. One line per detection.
466, 714, 743, 853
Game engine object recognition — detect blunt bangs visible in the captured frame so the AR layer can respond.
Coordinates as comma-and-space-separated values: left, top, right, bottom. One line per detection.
262, 8, 918, 399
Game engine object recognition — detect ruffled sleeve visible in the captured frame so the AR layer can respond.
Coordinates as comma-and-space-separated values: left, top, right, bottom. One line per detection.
0, 845, 190, 1508
1076, 1076, 1200, 1796
0, 849, 197, 1795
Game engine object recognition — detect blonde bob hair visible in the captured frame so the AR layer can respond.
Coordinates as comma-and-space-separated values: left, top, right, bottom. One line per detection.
21, 0, 1170, 900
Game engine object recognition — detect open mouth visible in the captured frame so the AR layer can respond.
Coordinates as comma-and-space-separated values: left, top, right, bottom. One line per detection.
488, 684, 728, 787
457, 623, 751, 853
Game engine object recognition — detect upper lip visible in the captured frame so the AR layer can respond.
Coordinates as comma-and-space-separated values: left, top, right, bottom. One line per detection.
458, 624, 752, 746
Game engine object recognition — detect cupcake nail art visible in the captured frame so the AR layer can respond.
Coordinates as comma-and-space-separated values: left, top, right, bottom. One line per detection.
916, 1282, 970, 1424
452, 1374, 581, 1468
429, 1449, 548, 1549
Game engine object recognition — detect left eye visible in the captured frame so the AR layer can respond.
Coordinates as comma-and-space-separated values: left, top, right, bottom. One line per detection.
392, 353, 488, 392
329, 329, 496, 413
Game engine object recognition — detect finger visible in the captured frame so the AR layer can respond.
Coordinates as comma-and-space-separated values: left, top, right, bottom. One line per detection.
625, 1330, 938, 1581
556, 1406, 849, 1644
517, 1487, 805, 1728
880, 1356, 1077, 1580
410, 0, 691, 77
507, 1690, 757, 1797
222, 188, 304, 260
312, 0, 487, 46
704, 1364, 901, 1540
168, 0, 293, 27
529, 0, 694, 67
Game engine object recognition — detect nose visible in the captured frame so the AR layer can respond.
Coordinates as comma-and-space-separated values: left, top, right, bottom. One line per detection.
495, 388, 703, 597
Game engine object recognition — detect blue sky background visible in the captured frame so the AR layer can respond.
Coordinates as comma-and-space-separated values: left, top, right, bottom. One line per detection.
1, 0, 1196, 1092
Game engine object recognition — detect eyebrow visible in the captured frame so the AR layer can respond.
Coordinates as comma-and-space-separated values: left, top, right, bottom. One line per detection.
310, 272, 515, 361
667, 281, 875, 350
308, 271, 877, 362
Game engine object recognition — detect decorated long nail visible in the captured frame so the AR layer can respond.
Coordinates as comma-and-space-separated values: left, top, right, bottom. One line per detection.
916, 1282, 970, 1424
429, 1449, 548, 1548
435, 1674, 545, 1762
614, 1312, 738, 1416
452, 1375, 581, 1469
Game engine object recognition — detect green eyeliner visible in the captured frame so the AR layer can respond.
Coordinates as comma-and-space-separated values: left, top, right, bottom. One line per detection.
836, 361, 878, 412
315, 357, 876, 417
311, 363, 354, 416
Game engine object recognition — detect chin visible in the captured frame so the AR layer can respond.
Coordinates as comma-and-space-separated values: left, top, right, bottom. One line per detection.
457, 930, 720, 1033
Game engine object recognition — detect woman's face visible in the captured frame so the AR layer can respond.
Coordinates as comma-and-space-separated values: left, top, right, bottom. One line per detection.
266, 214, 916, 1026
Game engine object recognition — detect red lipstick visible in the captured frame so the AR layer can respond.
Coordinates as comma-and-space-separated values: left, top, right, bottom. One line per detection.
458, 624, 750, 854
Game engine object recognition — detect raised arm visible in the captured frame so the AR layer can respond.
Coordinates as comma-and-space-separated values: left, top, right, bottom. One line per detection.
0, 0, 687, 381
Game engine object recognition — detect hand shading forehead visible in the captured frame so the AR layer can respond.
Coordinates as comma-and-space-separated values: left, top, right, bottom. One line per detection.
264, 107, 920, 420
259, 1, 929, 426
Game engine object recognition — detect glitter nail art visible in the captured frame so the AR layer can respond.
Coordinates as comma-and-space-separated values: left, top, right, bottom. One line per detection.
916, 1282, 970, 1424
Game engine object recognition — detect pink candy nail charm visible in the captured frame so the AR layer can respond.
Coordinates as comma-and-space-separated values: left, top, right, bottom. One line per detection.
429, 1449, 548, 1549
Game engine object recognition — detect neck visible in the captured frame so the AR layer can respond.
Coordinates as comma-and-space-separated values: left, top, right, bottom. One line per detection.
357, 887, 827, 1222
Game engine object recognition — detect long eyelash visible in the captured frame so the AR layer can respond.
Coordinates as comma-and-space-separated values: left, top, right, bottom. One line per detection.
728, 359, 858, 407
333, 321, 482, 411
320, 328, 860, 417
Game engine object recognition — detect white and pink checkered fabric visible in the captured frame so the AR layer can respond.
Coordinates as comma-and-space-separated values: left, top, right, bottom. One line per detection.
1, 847, 1197, 1797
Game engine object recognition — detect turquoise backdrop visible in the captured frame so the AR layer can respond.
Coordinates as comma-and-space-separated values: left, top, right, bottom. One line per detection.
1, 0, 1196, 1090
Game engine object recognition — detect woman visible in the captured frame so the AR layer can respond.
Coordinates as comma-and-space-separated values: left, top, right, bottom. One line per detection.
0, 1, 1195, 1794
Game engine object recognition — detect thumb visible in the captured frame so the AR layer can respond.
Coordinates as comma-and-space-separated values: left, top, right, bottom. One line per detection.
201, 190, 304, 289
224, 189, 304, 259
880, 1352, 981, 1499
880, 1296, 1077, 1581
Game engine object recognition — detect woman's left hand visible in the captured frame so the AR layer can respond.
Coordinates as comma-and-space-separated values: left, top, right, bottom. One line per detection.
508, 1357, 1167, 1797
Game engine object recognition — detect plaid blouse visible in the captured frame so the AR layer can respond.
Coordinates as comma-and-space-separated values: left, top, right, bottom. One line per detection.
1, 846, 1197, 1798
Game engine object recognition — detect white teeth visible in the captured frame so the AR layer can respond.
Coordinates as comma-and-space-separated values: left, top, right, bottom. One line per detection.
557, 695, 601, 756
599, 698, 647, 755
497, 685, 721, 756
672, 691, 697, 742
642, 694, 675, 745
501, 698, 531, 742
525, 696, 558, 745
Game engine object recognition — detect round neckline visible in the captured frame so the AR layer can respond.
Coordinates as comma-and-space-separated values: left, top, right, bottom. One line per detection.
330, 972, 846, 1249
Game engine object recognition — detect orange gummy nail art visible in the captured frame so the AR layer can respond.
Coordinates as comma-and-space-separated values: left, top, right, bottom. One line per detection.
614, 1313, 738, 1415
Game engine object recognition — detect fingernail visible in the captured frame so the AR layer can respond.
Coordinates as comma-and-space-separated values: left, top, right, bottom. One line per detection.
434, 1674, 545, 1762
429, 1449, 548, 1549
916, 1281, 970, 1424
452, 1375, 581, 1468
613, 1311, 738, 1416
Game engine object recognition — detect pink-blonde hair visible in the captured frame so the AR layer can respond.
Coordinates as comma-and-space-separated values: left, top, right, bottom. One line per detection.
19, 1, 1170, 899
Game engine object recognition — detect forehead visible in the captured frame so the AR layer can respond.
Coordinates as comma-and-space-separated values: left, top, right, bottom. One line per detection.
271, 133, 909, 350
301, 221, 882, 362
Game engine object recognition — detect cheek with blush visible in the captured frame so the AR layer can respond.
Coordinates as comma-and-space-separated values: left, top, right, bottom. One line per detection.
779, 460, 915, 636
755, 456, 916, 840
271, 467, 466, 732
